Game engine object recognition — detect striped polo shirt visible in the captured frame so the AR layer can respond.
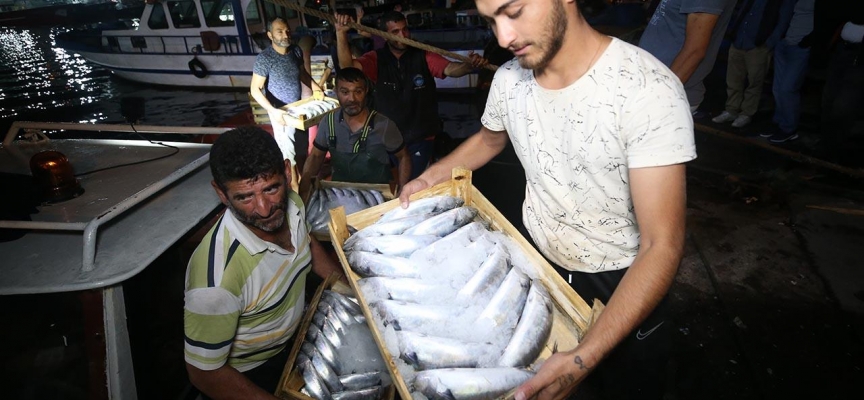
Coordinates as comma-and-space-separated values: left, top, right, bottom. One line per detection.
184, 191, 311, 372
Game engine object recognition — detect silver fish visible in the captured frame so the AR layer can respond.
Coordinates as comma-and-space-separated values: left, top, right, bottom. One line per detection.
306, 323, 323, 343
370, 190, 385, 204
343, 213, 437, 249
323, 291, 365, 319
321, 317, 344, 347
338, 371, 382, 391
498, 282, 554, 367
312, 351, 343, 392
397, 331, 496, 370
358, 276, 450, 303
296, 352, 310, 368
476, 268, 530, 330
377, 195, 464, 223
456, 243, 510, 303
301, 342, 317, 359
349, 234, 441, 257
402, 206, 479, 237
371, 300, 462, 332
413, 367, 534, 400
348, 251, 422, 278
315, 334, 343, 374
300, 359, 331, 400
318, 298, 355, 328
332, 385, 382, 400
410, 221, 490, 262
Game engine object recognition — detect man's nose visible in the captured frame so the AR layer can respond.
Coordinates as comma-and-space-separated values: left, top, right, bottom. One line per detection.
254, 196, 273, 216
494, 20, 516, 50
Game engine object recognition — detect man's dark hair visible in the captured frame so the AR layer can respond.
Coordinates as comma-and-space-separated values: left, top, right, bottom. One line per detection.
210, 126, 284, 191
336, 67, 368, 87
267, 17, 287, 33
379, 11, 406, 30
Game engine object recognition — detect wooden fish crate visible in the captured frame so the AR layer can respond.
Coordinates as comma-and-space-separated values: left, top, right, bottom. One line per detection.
327, 167, 600, 400
309, 179, 396, 242
275, 272, 396, 400
281, 96, 341, 131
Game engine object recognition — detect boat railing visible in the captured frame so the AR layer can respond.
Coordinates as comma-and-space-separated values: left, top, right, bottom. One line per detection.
0, 121, 230, 279
70, 32, 262, 56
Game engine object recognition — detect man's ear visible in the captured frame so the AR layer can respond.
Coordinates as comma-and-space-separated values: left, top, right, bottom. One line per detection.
283, 159, 293, 177
211, 180, 229, 205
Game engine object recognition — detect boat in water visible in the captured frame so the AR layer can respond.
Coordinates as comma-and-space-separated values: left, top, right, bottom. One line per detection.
56, 0, 491, 89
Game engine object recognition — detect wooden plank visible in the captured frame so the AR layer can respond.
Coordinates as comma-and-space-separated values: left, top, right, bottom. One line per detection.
327, 169, 597, 400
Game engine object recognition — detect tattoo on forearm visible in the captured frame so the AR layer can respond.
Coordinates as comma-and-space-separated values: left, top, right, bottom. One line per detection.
573, 355, 590, 371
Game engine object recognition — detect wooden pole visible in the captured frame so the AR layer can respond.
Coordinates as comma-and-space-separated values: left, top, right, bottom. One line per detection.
694, 123, 864, 180
265, 0, 498, 71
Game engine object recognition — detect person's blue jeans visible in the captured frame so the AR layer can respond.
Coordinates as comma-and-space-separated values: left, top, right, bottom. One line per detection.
772, 40, 810, 134
391, 139, 436, 181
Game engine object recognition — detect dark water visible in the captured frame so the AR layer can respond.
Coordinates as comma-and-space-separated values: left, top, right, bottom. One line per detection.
0, 27, 249, 133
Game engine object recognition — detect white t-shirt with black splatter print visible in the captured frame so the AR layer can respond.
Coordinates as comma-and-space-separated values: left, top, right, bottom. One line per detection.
481, 38, 696, 273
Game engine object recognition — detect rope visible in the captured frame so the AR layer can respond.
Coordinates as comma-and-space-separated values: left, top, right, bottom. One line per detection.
265, 0, 498, 72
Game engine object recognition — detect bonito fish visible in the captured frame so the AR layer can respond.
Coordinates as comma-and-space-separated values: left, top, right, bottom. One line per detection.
348, 251, 423, 278
413, 367, 535, 400
371, 300, 462, 332
349, 234, 441, 257
456, 243, 510, 303
397, 331, 496, 370
358, 277, 453, 303
402, 206, 479, 237
377, 196, 463, 223
498, 282, 553, 367
343, 213, 437, 249
476, 268, 530, 331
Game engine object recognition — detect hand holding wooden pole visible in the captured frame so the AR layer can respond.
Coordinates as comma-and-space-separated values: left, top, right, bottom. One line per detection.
266, 0, 498, 72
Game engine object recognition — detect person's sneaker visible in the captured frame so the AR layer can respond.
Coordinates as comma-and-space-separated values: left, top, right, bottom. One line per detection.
759, 127, 779, 138
768, 130, 798, 143
731, 115, 752, 128
711, 111, 737, 123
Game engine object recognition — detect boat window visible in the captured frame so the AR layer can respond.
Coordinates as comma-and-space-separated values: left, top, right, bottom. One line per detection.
147, 4, 169, 30
201, 0, 234, 27
167, 0, 202, 29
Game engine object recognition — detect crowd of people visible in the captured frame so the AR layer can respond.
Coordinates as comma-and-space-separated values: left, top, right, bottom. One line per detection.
180, 1, 863, 399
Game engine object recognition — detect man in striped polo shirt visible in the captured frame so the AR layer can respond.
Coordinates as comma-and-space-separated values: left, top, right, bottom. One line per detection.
184, 126, 342, 399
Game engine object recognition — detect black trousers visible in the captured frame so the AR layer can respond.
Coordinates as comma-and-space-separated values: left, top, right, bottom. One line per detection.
518, 225, 672, 400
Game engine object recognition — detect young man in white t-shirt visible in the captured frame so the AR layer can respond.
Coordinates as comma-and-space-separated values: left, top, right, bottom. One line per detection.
399, 0, 697, 398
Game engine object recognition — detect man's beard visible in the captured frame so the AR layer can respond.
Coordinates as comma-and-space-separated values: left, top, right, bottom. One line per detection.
228, 192, 288, 233
274, 38, 290, 48
342, 102, 363, 116
516, 0, 567, 71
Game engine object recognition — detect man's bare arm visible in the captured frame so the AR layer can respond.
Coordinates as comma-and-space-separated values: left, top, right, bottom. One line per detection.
309, 235, 343, 280
670, 13, 719, 85
250, 73, 277, 112
398, 126, 508, 204
443, 52, 490, 77
335, 14, 364, 70
393, 147, 412, 195
186, 363, 279, 400
299, 147, 326, 203
514, 164, 687, 400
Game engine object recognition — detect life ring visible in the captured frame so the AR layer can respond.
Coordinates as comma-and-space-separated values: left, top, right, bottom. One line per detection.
188, 58, 208, 79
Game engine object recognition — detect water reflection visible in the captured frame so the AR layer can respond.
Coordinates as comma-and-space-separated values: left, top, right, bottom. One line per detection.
0, 27, 248, 131
0, 27, 113, 120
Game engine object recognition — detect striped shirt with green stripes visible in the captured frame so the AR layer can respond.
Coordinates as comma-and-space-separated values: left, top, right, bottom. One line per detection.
184, 191, 311, 372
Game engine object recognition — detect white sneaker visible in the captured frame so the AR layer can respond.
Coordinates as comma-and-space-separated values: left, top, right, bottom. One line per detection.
711, 111, 737, 123
731, 115, 752, 128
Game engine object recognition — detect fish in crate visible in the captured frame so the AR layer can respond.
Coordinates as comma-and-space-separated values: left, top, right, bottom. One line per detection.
341, 195, 558, 400
294, 289, 393, 400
